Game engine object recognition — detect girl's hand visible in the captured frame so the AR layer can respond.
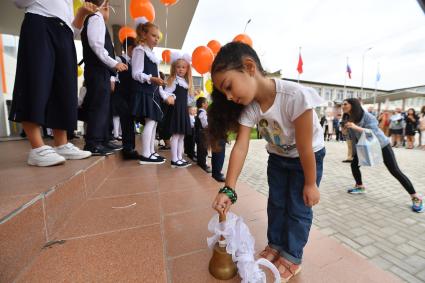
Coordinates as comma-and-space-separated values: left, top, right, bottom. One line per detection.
212, 193, 232, 214
151, 77, 165, 86
166, 96, 175, 105
303, 184, 320, 207
115, 62, 128, 72
78, 2, 98, 16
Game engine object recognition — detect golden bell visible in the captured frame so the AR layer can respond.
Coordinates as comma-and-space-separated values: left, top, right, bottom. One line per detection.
208, 242, 238, 280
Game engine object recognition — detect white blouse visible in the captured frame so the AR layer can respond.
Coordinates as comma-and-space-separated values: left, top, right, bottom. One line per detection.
14, 0, 80, 36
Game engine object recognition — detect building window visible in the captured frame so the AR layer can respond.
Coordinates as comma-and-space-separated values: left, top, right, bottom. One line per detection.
324, 88, 332, 101
337, 90, 344, 101
192, 76, 203, 90
347, 91, 354, 98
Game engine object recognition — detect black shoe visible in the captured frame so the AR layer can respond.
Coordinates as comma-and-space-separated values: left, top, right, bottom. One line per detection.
139, 155, 165, 165
212, 174, 226, 182
342, 159, 352, 163
199, 165, 212, 173
153, 152, 166, 161
159, 145, 171, 151
122, 150, 141, 160
191, 156, 197, 162
84, 144, 114, 156
171, 160, 191, 168
103, 141, 123, 151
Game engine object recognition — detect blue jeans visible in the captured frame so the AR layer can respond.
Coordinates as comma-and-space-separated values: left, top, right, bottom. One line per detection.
267, 148, 325, 264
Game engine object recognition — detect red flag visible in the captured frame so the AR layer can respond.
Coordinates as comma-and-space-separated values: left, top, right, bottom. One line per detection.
297, 54, 303, 74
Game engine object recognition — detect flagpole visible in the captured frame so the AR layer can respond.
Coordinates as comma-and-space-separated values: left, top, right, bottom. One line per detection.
344, 57, 348, 98
124, 0, 127, 56
297, 47, 301, 84
373, 62, 380, 111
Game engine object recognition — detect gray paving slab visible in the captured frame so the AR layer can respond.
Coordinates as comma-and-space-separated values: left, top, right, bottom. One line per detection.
223, 139, 425, 282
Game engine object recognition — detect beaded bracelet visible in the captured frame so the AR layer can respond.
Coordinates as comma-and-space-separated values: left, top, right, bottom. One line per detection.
219, 186, 238, 204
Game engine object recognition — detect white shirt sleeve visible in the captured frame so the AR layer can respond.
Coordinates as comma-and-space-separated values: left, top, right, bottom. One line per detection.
159, 86, 172, 100
238, 104, 259, 128
131, 48, 153, 84
87, 14, 118, 69
13, 0, 36, 9
187, 94, 195, 106
287, 87, 325, 122
199, 110, 208, 128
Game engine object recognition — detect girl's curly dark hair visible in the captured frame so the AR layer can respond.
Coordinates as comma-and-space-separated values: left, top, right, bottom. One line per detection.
208, 42, 265, 150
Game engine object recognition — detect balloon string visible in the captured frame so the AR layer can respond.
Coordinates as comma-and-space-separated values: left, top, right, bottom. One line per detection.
165, 6, 169, 48
124, 0, 127, 56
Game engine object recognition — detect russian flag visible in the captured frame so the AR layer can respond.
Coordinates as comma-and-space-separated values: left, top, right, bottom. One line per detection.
346, 64, 352, 79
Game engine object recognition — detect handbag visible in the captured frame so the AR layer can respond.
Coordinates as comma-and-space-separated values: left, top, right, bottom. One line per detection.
356, 130, 383, 166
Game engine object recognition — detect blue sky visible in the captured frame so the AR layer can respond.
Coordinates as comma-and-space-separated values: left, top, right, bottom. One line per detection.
182, 0, 425, 90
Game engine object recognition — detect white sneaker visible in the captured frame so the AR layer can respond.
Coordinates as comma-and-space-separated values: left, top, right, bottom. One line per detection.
54, 143, 92, 160
28, 145, 66, 167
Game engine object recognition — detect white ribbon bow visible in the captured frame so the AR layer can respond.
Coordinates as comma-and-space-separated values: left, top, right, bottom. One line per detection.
170, 51, 192, 65
207, 212, 281, 283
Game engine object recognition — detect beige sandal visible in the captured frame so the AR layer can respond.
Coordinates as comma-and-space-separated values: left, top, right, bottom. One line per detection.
274, 257, 302, 283
258, 245, 280, 263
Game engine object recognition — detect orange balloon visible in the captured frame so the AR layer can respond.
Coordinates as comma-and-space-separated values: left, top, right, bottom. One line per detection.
233, 34, 253, 47
130, 0, 155, 22
118, 26, 136, 43
162, 50, 171, 63
160, 0, 179, 6
192, 46, 214, 75
207, 40, 221, 55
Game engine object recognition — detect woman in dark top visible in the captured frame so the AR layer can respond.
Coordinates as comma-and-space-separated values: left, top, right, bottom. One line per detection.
404, 108, 418, 149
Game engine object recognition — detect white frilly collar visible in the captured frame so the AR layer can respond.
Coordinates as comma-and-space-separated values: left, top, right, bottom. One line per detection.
165, 76, 189, 93
136, 45, 160, 65
175, 76, 189, 89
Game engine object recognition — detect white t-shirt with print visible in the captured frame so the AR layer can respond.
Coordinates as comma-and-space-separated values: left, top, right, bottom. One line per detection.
239, 79, 325, 158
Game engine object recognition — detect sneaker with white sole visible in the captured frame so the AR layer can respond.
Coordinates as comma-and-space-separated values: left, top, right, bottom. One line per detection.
54, 143, 92, 160
28, 145, 66, 167
347, 187, 366, 194
412, 196, 424, 213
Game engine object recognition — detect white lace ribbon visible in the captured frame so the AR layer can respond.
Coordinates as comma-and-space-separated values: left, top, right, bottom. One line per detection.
207, 212, 281, 283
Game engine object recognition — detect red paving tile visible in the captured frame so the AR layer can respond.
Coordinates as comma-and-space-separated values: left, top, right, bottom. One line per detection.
55, 193, 160, 239
16, 225, 167, 283
0, 194, 38, 219
0, 201, 46, 283
91, 175, 157, 198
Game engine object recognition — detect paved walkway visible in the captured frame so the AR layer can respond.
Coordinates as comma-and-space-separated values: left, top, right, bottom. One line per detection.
223, 140, 425, 283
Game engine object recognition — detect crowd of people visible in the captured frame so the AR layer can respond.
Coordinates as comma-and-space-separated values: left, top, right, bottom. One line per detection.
321, 106, 425, 150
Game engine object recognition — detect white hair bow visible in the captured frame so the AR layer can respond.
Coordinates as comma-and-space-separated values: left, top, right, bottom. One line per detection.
134, 17, 148, 28
170, 51, 192, 64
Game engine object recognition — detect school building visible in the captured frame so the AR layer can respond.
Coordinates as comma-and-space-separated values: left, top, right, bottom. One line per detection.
284, 78, 425, 116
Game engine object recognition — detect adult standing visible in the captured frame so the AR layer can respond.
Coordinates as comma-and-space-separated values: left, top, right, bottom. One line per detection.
342, 98, 423, 213
418, 106, 425, 150
404, 108, 418, 149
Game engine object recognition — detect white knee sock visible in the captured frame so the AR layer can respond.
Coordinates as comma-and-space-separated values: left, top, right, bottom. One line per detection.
171, 134, 179, 162
112, 116, 121, 138
141, 119, 156, 158
177, 134, 185, 161
150, 122, 157, 155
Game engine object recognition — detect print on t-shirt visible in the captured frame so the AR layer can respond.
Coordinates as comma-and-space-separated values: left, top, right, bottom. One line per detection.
258, 118, 296, 154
